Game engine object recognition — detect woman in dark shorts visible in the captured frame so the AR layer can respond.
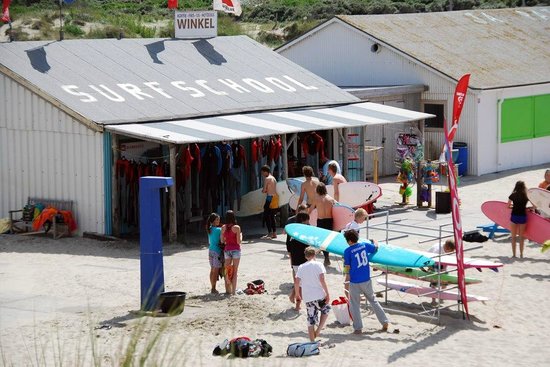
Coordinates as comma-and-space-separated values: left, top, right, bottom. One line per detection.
507, 181, 530, 258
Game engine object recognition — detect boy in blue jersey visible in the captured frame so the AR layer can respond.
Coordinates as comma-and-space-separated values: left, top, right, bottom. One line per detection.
343, 230, 389, 334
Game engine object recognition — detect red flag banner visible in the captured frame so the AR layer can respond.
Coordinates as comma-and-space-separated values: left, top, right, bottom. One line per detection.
213, 0, 242, 16
444, 74, 471, 319
439, 74, 470, 161
2, 0, 11, 23
448, 74, 471, 143
168, 0, 178, 9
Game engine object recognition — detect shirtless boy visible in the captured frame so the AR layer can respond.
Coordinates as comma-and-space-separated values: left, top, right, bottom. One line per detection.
261, 165, 278, 239
298, 166, 318, 208
309, 182, 336, 266
328, 162, 347, 202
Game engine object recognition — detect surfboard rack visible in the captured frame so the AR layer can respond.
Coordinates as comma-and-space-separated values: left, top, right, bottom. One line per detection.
476, 223, 510, 239
362, 215, 471, 324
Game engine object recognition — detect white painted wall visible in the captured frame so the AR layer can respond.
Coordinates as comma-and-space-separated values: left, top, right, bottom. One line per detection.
281, 19, 548, 176
279, 20, 426, 87
0, 73, 105, 234
478, 84, 550, 175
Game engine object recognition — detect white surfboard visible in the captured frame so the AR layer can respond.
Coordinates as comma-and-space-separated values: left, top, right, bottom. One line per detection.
528, 188, 550, 217
288, 180, 382, 210
236, 181, 292, 217
326, 181, 382, 208
377, 279, 489, 302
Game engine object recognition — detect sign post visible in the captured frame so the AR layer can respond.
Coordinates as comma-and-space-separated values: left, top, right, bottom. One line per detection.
139, 176, 173, 311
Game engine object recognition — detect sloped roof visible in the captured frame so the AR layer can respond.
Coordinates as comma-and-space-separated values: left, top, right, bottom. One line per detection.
337, 7, 550, 89
0, 36, 358, 125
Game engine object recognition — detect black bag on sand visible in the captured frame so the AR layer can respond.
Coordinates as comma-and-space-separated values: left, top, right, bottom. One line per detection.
462, 231, 488, 243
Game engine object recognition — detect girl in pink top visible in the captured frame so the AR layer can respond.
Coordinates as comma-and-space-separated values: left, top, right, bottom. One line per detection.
221, 210, 242, 295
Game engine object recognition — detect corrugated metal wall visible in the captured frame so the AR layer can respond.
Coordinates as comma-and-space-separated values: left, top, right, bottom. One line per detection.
0, 73, 105, 234
279, 20, 480, 175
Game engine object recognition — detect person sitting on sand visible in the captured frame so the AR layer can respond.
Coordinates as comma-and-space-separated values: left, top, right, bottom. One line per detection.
221, 210, 242, 295
206, 213, 223, 294
427, 239, 455, 306
343, 230, 389, 334
538, 169, 550, 190
294, 247, 331, 341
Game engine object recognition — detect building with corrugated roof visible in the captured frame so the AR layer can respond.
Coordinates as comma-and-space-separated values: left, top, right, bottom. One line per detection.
277, 7, 550, 176
0, 35, 431, 237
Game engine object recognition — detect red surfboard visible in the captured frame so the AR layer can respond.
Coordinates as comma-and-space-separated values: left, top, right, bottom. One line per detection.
481, 201, 550, 245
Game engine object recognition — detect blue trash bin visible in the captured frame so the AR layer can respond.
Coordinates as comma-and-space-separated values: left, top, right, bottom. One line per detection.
453, 142, 468, 176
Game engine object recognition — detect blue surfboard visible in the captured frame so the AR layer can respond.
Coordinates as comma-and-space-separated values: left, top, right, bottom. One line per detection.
285, 223, 435, 268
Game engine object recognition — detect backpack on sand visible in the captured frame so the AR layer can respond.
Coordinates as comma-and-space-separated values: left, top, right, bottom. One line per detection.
287, 342, 320, 357
244, 279, 265, 295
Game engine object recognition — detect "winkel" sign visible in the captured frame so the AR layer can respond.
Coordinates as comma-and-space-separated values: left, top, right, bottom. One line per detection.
175, 11, 217, 39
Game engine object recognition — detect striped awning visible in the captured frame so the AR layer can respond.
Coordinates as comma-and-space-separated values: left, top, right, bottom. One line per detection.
105, 102, 433, 144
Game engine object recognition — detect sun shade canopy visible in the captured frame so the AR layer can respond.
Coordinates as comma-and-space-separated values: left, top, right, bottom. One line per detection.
105, 102, 434, 144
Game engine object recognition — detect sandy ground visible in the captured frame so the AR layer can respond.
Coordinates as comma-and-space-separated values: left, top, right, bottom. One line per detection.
1, 164, 549, 366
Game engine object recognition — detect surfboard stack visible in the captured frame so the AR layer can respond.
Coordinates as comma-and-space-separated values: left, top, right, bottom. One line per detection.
285, 224, 503, 304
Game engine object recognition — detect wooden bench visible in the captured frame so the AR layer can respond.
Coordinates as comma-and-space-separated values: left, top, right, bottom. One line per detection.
9, 198, 74, 239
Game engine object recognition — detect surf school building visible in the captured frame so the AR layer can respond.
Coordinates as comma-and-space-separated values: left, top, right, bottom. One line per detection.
0, 36, 431, 238
276, 7, 550, 176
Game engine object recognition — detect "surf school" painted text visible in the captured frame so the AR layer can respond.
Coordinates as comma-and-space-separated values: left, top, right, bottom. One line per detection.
61, 75, 318, 103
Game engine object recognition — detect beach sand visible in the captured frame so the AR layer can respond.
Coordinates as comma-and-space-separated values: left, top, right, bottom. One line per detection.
1, 165, 549, 366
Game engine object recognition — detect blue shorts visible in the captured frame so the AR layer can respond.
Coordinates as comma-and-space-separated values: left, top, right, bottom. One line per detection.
224, 250, 241, 259
510, 214, 527, 224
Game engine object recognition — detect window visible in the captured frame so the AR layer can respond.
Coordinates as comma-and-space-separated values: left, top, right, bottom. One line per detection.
501, 94, 550, 143
423, 103, 445, 129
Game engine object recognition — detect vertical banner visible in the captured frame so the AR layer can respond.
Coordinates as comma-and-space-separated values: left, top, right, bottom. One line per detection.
448, 74, 471, 143
440, 74, 471, 160
1, 0, 11, 23
445, 74, 471, 318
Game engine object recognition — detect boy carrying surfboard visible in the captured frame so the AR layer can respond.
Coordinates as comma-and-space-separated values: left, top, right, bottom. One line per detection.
309, 183, 336, 266
297, 166, 318, 208
343, 230, 389, 334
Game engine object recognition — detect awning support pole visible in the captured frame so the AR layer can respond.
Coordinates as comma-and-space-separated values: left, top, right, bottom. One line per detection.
338, 128, 349, 178
111, 133, 120, 237
169, 144, 177, 243
282, 134, 288, 180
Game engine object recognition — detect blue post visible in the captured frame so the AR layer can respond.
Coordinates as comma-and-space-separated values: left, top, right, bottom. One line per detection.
139, 176, 173, 311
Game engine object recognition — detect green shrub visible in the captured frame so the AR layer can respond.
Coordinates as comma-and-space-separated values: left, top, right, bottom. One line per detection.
218, 14, 243, 36
283, 20, 320, 41
8, 27, 30, 41
65, 23, 85, 37
256, 29, 285, 47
